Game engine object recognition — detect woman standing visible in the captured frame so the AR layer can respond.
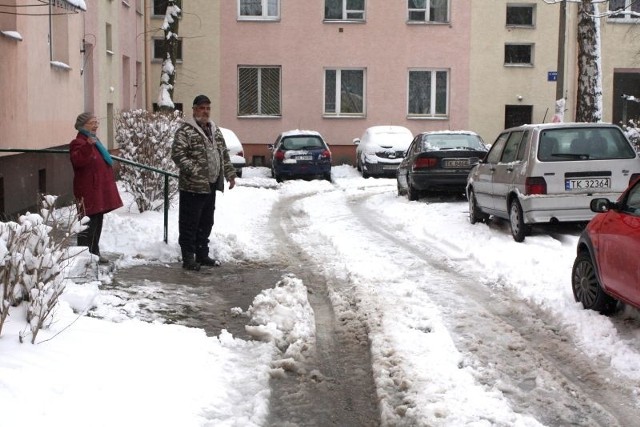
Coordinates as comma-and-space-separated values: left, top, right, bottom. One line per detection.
69, 112, 123, 263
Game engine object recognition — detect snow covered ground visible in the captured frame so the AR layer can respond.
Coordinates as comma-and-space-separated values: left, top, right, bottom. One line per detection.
2, 165, 640, 426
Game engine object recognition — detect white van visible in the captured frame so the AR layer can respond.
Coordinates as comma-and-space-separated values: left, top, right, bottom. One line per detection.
354, 125, 413, 178
467, 123, 640, 241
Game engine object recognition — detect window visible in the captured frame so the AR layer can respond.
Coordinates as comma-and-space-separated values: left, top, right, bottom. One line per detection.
50, 8, 70, 63
324, 68, 365, 116
408, 69, 448, 117
504, 105, 532, 129
153, 0, 168, 16
407, 0, 449, 23
106, 23, 113, 53
325, 0, 365, 21
152, 38, 183, 61
238, 66, 281, 116
609, 0, 640, 20
504, 43, 533, 66
238, 0, 279, 20
506, 4, 535, 27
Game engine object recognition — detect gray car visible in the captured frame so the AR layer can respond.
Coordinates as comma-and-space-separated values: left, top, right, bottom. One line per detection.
466, 123, 640, 241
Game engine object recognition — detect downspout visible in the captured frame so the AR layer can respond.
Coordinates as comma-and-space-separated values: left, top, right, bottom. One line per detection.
144, 0, 151, 111
48, 0, 53, 60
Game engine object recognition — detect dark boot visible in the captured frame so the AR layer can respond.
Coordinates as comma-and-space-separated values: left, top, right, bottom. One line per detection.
182, 252, 201, 271
196, 249, 221, 267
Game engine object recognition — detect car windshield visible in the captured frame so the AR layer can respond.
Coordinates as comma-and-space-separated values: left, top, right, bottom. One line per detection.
537, 127, 636, 161
422, 134, 485, 151
282, 136, 325, 150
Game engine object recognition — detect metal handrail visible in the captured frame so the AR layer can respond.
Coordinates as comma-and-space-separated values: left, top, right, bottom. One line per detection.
0, 148, 177, 243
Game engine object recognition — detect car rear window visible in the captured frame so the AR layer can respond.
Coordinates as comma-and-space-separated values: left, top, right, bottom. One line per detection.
282, 136, 325, 150
538, 127, 636, 162
422, 134, 485, 151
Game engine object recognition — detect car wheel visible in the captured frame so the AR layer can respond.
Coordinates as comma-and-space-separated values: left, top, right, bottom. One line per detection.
571, 252, 618, 314
275, 173, 283, 183
236, 169, 243, 178
324, 172, 332, 182
362, 167, 370, 179
468, 188, 487, 224
509, 199, 528, 242
407, 180, 420, 201
356, 158, 362, 172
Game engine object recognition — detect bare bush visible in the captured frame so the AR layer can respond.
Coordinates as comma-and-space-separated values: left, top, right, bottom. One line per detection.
115, 109, 182, 212
621, 119, 640, 151
0, 195, 82, 343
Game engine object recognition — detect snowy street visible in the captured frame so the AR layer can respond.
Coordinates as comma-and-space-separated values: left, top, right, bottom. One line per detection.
3, 165, 640, 426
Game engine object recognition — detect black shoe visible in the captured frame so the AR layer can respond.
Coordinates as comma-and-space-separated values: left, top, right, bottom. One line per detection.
196, 255, 221, 267
182, 253, 201, 271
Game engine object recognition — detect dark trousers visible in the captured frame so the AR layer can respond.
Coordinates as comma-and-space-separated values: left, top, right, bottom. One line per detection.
77, 213, 104, 256
178, 184, 216, 256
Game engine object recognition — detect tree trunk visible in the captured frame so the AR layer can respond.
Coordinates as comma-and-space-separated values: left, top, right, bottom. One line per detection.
158, 0, 182, 112
575, 0, 602, 122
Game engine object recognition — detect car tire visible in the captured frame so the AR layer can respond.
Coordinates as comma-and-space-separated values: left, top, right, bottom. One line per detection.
468, 188, 487, 224
356, 158, 362, 172
324, 172, 332, 182
571, 252, 618, 314
362, 167, 370, 179
407, 179, 420, 201
237, 170, 243, 178
275, 173, 283, 183
509, 199, 528, 242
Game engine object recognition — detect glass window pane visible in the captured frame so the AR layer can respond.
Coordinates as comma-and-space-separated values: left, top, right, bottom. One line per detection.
409, 0, 426, 8
505, 45, 532, 64
347, 0, 364, 11
325, 0, 342, 19
325, 70, 336, 113
435, 71, 447, 114
506, 5, 533, 26
430, 0, 448, 22
268, 0, 279, 16
408, 71, 431, 114
340, 70, 363, 113
240, 0, 262, 16
239, 68, 258, 115
261, 67, 280, 115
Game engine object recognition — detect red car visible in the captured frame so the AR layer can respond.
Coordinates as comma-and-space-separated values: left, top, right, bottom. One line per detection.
572, 176, 640, 314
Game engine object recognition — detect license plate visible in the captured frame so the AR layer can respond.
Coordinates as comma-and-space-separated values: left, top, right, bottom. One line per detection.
296, 156, 312, 161
383, 165, 398, 170
443, 159, 470, 168
565, 177, 611, 190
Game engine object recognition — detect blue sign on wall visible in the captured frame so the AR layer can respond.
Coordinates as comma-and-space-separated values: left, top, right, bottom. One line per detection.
548, 71, 558, 82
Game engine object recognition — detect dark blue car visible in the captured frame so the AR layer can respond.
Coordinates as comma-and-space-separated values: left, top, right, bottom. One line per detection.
270, 130, 332, 182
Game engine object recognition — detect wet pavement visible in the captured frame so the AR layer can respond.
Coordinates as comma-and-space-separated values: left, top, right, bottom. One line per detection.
100, 261, 285, 339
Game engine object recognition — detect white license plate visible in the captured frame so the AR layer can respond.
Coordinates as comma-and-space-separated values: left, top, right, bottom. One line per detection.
383, 165, 398, 170
443, 159, 470, 168
296, 156, 312, 161
565, 177, 611, 190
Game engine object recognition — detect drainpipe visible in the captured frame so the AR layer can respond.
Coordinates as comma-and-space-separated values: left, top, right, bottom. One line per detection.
48, 0, 53, 61
555, 1, 567, 101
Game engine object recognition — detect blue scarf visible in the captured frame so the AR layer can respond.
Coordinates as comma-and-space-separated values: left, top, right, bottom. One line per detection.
79, 129, 113, 166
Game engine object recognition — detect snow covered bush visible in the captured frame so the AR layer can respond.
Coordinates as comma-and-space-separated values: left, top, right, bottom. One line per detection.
115, 109, 182, 212
621, 119, 640, 151
0, 195, 82, 343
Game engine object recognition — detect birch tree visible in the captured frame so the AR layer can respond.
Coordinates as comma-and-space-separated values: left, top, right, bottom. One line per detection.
157, 0, 182, 111
575, 0, 603, 122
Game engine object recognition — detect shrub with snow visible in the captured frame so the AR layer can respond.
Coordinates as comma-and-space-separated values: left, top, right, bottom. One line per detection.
621, 119, 640, 151
115, 110, 182, 212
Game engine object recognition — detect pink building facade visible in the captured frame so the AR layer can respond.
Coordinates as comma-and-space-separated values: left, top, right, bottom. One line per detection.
219, 1, 472, 166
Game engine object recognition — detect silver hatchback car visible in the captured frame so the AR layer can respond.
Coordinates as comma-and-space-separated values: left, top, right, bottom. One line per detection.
466, 123, 640, 241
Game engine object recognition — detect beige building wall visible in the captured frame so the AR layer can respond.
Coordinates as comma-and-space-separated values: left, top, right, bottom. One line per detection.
145, 0, 221, 119
469, 1, 564, 144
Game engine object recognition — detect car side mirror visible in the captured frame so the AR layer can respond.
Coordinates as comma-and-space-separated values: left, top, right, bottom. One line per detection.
590, 198, 614, 213
268, 144, 274, 151
353, 138, 360, 146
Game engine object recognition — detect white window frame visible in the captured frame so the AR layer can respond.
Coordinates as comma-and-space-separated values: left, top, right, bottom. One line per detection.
324, 68, 366, 117
506, 3, 536, 28
407, 0, 450, 24
608, 0, 640, 21
237, 66, 282, 117
324, 0, 366, 22
407, 68, 449, 118
238, 0, 280, 21
504, 43, 534, 67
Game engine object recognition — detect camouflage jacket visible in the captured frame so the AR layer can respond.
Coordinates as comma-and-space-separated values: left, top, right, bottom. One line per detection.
171, 117, 237, 193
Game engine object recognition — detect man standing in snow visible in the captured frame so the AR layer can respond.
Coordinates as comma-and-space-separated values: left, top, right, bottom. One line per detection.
171, 95, 236, 271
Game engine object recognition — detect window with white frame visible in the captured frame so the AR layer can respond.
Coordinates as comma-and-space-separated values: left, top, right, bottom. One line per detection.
153, 0, 168, 16
238, 0, 279, 20
408, 69, 448, 117
324, 0, 365, 21
407, 0, 449, 23
504, 43, 533, 66
238, 66, 281, 116
152, 38, 183, 61
506, 3, 535, 27
324, 68, 365, 116
609, 0, 640, 20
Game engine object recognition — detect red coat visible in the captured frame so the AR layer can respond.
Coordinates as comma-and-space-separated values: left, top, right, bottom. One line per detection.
69, 132, 123, 216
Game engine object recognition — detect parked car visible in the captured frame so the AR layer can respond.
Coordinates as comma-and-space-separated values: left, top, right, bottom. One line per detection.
270, 129, 332, 182
354, 126, 413, 178
220, 127, 246, 178
397, 130, 488, 200
467, 122, 640, 242
571, 176, 640, 314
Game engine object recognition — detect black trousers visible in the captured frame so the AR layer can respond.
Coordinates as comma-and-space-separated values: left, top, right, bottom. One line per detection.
178, 183, 217, 256
77, 213, 104, 256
